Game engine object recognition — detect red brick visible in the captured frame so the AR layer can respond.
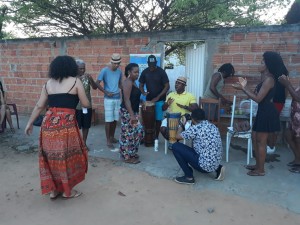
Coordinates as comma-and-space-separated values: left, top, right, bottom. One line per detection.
250, 44, 262, 52
228, 43, 240, 53
245, 33, 257, 41
231, 33, 245, 41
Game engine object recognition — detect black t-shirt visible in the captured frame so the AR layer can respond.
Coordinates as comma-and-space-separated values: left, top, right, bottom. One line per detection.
138, 66, 169, 101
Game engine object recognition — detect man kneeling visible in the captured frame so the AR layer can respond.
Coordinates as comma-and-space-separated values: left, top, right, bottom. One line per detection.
173, 108, 225, 184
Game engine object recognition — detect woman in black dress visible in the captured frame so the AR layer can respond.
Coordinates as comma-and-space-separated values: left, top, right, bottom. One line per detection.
233, 51, 283, 176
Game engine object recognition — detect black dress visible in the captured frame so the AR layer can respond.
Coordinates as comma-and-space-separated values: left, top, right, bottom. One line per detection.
252, 81, 280, 132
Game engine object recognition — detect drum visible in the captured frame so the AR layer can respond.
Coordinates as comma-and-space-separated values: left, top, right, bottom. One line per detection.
166, 112, 181, 144
141, 101, 155, 147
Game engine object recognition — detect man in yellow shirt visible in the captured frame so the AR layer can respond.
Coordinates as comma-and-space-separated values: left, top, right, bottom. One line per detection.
160, 76, 198, 140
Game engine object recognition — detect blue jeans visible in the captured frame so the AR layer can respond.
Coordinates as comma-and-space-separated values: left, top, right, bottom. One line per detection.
172, 142, 208, 178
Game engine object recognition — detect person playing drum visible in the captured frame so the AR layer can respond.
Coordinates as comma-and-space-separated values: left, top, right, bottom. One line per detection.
139, 55, 170, 151
161, 76, 198, 148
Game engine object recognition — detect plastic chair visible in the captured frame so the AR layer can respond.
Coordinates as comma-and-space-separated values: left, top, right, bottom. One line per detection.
226, 96, 253, 164
199, 97, 221, 127
7, 103, 20, 129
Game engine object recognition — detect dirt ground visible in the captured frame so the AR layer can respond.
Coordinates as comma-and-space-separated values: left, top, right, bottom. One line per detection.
0, 138, 299, 225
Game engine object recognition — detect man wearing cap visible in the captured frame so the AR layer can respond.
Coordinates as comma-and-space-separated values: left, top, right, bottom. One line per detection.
97, 53, 123, 149
139, 55, 170, 151
160, 76, 198, 142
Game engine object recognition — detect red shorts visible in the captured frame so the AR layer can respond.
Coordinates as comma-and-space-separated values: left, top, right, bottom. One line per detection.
274, 102, 284, 113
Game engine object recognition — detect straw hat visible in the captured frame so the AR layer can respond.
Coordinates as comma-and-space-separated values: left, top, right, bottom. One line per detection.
111, 53, 121, 64
176, 76, 187, 86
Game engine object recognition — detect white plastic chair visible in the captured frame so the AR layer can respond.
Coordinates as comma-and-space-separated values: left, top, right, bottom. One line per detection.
226, 96, 253, 164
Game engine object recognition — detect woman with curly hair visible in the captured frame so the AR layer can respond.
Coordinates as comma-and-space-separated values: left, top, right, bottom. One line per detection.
25, 55, 90, 199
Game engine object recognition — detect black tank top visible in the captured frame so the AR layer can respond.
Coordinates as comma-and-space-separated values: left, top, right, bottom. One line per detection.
46, 79, 79, 109
121, 85, 141, 113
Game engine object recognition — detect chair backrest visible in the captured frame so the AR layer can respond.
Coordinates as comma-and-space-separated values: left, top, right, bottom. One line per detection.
199, 97, 221, 127
230, 95, 253, 130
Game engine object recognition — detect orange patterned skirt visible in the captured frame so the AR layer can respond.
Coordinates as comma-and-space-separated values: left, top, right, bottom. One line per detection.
39, 107, 88, 196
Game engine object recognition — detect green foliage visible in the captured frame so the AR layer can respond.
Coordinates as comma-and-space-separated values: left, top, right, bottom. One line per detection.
2, 0, 292, 38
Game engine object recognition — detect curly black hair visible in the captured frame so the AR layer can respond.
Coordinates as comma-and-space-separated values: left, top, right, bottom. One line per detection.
124, 63, 139, 78
218, 63, 235, 78
263, 51, 288, 80
49, 55, 78, 82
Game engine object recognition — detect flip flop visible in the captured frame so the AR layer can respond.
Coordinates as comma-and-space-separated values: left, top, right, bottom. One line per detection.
107, 143, 115, 149
289, 167, 300, 174
247, 170, 265, 176
62, 190, 82, 199
124, 158, 141, 164
49, 191, 61, 200
10, 128, 15, 133
244, 165, 257, 170
110, 137, 118, 143
287, 162, 300, 167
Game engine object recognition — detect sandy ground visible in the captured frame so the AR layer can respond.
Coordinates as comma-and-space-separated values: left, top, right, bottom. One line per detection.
0, 139, 300, 225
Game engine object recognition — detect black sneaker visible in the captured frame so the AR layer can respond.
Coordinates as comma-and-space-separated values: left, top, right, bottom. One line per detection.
174, 176, 195, 184
215, 165, 225, 181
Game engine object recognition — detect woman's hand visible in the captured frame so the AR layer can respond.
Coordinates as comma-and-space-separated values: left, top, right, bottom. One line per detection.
238, 77, 247, 88
25, 123, 33, 135
130, 115, 138, 125
232, 82, 243, 90
278, 75, 290, 87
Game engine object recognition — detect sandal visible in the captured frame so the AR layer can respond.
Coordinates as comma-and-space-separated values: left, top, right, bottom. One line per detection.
124, 158, 140, 164
49, 191, 61, 200
10, 128, 15, 133
247, 170, 265, 176
62, 190, 82, 199
107, 143, 115, 149
287, 162, 300, 167
244, 165, 257, 170
133, 154, 139, 159
289, 167, 300, 174
110, 137, 118, 143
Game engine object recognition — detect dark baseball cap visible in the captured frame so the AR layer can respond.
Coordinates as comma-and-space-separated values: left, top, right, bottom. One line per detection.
147, 55, 157, 65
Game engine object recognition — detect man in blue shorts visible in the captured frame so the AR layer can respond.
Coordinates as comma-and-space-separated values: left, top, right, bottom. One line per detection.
139, 55, 170, 151
97, 53, 122, 149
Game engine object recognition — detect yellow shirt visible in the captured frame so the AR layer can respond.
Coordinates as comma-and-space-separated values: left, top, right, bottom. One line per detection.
166, 91, 197, 115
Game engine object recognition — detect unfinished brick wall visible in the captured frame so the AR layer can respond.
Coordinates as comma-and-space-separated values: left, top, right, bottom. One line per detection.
0, 37, 151, 122
0, 26, 299, 124
214, 31, 300, 103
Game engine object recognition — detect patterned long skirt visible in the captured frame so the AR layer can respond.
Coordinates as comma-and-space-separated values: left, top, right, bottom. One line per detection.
119, 107, 144, 160
39, 107, 88, 196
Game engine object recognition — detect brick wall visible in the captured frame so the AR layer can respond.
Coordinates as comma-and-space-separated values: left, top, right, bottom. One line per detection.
0, 25, 300, 124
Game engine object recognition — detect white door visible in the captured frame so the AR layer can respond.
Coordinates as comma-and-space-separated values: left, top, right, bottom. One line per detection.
185, 43, 206, 103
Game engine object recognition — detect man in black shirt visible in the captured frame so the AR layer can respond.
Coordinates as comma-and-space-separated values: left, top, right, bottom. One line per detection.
139, 55, 170, 151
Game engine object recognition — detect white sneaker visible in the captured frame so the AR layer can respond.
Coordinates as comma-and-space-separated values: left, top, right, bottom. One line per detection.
267, 146, 276, 154
154, 139, 159, 152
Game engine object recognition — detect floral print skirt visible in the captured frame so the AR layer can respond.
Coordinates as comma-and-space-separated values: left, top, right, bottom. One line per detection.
119, 107, 144, 160
39, 107, 88, 196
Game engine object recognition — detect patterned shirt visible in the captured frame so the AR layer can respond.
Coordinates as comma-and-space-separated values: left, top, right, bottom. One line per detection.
181, 120, 222, 172
76, 76, 92, 109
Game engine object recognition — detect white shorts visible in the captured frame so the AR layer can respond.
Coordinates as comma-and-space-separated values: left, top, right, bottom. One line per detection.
104, 98, 120, 122
161, 118, 191, 130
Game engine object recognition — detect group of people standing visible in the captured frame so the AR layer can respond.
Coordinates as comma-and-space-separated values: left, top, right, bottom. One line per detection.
23, 50, 300, 199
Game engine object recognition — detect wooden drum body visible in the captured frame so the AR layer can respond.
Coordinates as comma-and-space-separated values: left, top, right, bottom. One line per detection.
141, 101, 155, 147
166, 112, 181, 144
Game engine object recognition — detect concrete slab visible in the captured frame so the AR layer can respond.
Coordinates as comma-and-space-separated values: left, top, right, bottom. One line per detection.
1, 115, 299, 214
